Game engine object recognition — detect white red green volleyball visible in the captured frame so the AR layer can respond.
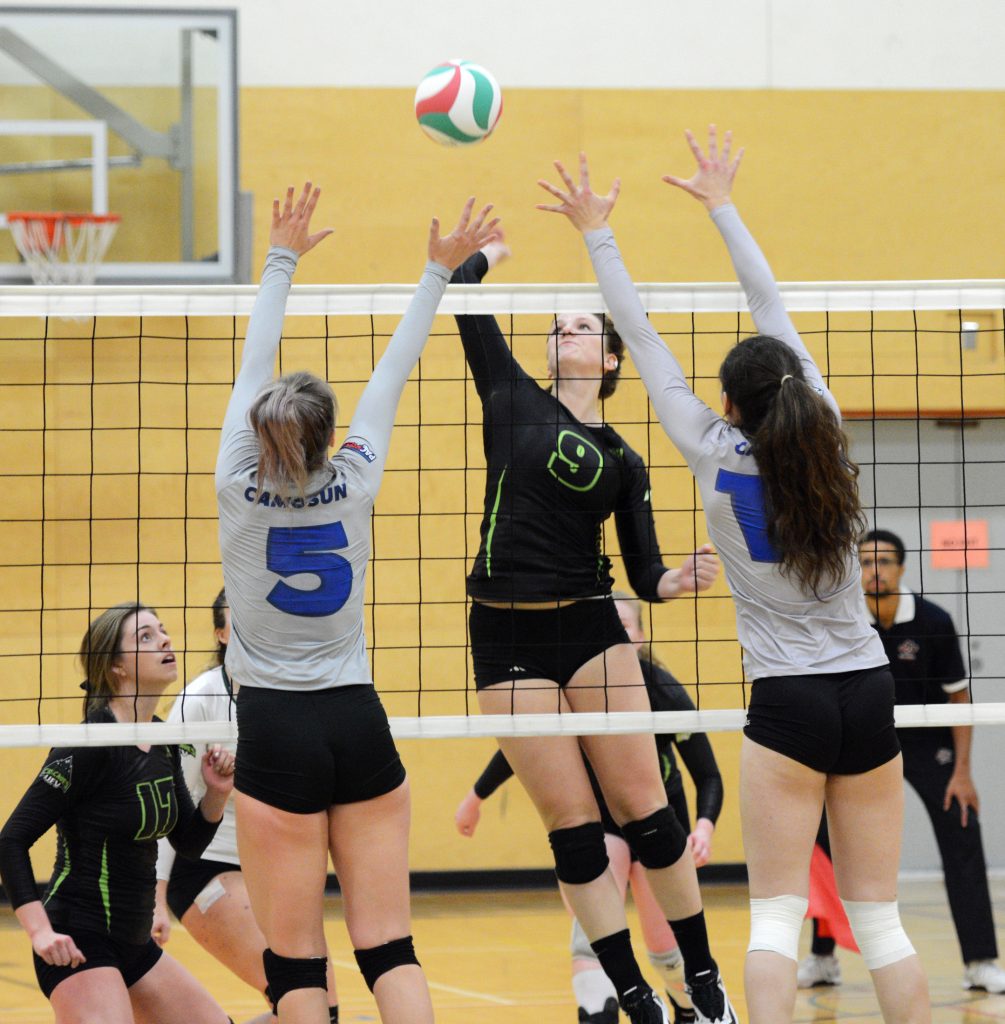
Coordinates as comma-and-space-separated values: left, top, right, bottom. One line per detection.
414, 59, 503, 146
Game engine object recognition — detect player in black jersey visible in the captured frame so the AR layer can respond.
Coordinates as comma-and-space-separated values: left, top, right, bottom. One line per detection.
452, 240, 726, 1024
456, 594, 723, 1024
0, 602, 235, 1024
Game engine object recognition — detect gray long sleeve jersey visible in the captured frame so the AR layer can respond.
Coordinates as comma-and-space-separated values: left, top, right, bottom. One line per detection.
584, 207, 887, 681
216, 246, 451, 690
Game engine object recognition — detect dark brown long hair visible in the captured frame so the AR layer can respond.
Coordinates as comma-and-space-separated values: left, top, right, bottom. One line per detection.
720, 335, 865, 595
79, 602, 153, 717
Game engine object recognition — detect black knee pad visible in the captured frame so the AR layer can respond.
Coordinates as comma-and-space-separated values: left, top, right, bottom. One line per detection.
621, 806, 688, 869
548, 821, 609, 884
354, 936, 420, 992
262, 949, 328, 1011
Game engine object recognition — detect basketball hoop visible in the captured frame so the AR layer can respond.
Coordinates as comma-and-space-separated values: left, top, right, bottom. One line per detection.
7, 211, 121, 285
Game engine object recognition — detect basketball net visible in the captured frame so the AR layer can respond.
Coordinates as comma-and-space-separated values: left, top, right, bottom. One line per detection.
7, 211, 121, 285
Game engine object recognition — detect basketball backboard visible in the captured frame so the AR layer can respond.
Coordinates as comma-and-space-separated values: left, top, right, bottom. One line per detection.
0, 5, 245, 282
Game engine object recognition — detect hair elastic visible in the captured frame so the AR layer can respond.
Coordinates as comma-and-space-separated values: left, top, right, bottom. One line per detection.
780, 374, 794, 386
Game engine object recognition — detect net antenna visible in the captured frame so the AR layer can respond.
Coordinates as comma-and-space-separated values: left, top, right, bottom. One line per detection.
7, 210, 120, 285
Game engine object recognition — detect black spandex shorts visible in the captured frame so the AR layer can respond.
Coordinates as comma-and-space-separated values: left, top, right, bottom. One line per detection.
34, 927, 162, 999
744, 665, 900, 774
166, 856, 239, 921
236, 684, 406, 814
469, 598, 631, 690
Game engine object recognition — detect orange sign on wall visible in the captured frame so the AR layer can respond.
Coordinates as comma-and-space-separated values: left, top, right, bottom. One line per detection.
930, 520, 990, 569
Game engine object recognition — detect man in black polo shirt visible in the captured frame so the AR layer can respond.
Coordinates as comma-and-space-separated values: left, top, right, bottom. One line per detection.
798, 528, 1005, 993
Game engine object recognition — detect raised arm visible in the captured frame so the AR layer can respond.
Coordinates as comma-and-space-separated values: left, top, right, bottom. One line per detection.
346, 198, 500, 497
663, 127, 839, 418
537, 154, 724, 468
451, 235, 532, 403
216, 184, 333, 486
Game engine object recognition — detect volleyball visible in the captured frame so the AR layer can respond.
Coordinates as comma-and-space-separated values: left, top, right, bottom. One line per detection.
414, 59, 503, 146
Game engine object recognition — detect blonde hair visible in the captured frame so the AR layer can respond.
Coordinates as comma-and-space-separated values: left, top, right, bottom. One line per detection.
249, 371, 337, 494
79, 602, 152, 718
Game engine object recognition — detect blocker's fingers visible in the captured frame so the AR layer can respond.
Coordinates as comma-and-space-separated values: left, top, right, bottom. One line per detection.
428, 216, 441, 246
282, 185, 295, 216
294, 182, 313, 215
271, 198, 281, 226
683, 128, 704, 163
579, 152, 591, 192
535, 202, 568, 214
554, 160, 577, 193
454, 196, 476, 231
303, 185, 322, 219
707, 124, 719, 161
537, 178, 568, 202
469, 202, 494, 233
721, 130, 733, 163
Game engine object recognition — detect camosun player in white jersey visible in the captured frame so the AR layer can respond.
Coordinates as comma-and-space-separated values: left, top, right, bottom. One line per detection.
537, 128, 931, 1024
215, 183, 499, 1024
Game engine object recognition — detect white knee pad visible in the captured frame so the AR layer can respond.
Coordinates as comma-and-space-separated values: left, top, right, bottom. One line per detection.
841, 900, 915, 970
747, 894, 809, 961
570, 918, 599, 963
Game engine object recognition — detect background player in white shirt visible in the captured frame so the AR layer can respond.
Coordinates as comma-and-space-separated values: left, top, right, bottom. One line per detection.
537, 128, 931, 1024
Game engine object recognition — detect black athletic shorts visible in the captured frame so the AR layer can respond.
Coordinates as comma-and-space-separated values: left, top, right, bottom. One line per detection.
236, 684, 406, 814
744, 665, 900, 774
34, 927, 162, 999
166, 856, 240, 921
469, 598, 631, 690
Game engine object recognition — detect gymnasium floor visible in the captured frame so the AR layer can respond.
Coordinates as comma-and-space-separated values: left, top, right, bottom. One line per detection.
2, 878, 1004, 1022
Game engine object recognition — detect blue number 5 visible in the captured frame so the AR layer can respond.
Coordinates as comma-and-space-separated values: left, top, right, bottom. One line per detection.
266, 522, 352, 617
714, 469, 781, 563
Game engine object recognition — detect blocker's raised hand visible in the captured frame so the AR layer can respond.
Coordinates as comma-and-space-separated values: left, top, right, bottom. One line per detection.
270, 182, 334, 255
662, 125, 744, 212
537, 152, 620, 233
428, 197, 501, 271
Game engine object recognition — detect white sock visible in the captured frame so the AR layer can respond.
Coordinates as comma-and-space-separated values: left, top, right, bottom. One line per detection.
649, 947, 691, 1009
573, 967, 618, 1014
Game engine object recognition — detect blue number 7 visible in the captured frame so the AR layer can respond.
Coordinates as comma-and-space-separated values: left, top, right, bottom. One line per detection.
266, 521, 353, 617
714, 469, 780, 563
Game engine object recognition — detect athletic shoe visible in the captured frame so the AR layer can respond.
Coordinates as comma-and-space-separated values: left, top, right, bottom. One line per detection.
963, 960, 1005, 994
578, 997, 619, 1024
623, 989, 671, 1024
796, 953, 842, 989
685, 970, 737, 1024
665, 990, 697, 1024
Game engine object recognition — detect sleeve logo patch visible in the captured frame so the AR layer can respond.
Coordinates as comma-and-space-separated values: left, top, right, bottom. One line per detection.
39, 755, 73, 793
340, 439, 377, 463
179, 743, 197, 758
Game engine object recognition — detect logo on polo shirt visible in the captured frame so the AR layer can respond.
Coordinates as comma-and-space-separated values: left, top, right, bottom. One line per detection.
897, 638, 920, 662
340, 440, 376, 463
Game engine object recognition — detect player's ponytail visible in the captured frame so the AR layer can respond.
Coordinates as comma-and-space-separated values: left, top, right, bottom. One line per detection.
249, 371, 337, 495
78, 602, 154, 718
720, 335, 865, 596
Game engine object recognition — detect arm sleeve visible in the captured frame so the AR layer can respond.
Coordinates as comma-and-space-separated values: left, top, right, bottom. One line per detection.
472, 749, 514, 800
0, 747, 89, 909
343, 262, 451, 499
614, 452, 668, 602
709, 204, 840, 420
451, 253, 533, 404
166, 747, 220, 860
216, 246, 299, 489
584, 228, 724, 469
645, 664, 724, 825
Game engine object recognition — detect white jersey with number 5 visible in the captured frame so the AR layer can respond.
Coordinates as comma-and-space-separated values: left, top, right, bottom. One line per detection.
585, 208, 887, 681
216, 246, 450, 691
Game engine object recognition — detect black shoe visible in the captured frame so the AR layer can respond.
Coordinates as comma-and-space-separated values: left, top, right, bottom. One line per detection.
665, 990, 697, 1024
686, 970, 737, 1024
622, 989, 671, 1024
578, 997, 619, 1024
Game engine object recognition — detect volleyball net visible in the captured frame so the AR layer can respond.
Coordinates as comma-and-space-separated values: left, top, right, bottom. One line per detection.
1, 278, 1003, 747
